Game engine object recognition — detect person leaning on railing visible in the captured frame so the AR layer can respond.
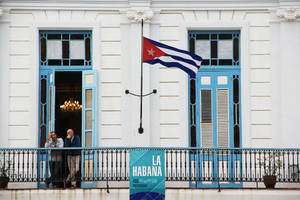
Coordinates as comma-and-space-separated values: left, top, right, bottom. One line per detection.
64, 129, 81, 188
44, 131, 64, 188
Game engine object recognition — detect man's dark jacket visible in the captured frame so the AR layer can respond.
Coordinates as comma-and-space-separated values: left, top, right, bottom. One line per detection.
64, 135, 81, 156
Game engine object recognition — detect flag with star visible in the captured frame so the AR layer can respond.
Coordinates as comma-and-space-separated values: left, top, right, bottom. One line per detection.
142, 37, 202, 78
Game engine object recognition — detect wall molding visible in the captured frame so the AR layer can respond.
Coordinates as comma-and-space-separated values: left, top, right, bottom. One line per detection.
276, 7, 300, 21
127, 9, 153, 23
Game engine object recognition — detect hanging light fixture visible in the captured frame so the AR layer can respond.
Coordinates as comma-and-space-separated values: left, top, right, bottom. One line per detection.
60, 98, 82, 112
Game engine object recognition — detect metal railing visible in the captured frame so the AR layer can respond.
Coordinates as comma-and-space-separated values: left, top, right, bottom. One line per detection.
0, 147, 299, 186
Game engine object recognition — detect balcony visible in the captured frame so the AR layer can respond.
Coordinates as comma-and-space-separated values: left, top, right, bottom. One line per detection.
0, 147, 299, 189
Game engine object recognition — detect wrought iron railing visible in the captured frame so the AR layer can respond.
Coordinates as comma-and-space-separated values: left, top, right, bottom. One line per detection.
0, 147, 299, 185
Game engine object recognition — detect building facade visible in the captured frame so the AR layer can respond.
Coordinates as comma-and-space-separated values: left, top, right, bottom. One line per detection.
1, 0, 300, 151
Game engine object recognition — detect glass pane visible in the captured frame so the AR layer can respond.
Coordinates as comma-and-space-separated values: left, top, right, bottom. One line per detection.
196, 34, 209, 40
85, 131, 92, 147
70, 60, 84, 65
195, 40, 210, 59
211, 41, 217, 58
218, 40, 232, 59
41, 79, 46, 103
211, 34, 217, 39
70, 40, 85, 59
85, 74, 94, 84
189, 37, 195, 54
234, 104, 236, 125
233, 37, 239, 62
201, 90, 211, 123
219, 34, 232, 39
233, 78, 239, 103
71, 34, 84, 40
201, 59, 209, 65
234, 125, 240, 148
190, 79, 195, 104
40, 104, 43, 124
85, 89, 92, 108
40, 125, 46, 148
85, 110, 92, 130
63, 60, 69, 66
217, 76, 228, 85
62, 34, 69, 40
40, 38, 46, 61
47, 34, 61, 40
85, 38, 91, 61
201, 76, 211, 85
49, 87, 52, 125
62, 41, 69, 59
211, 60, 217, 65
219, 59, 232, 65
47, 40, 62, 59
190, 125, 196, 147
48, 60, 62, 65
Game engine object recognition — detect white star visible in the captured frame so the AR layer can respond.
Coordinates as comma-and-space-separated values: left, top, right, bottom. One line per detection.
147, 48, 155, 56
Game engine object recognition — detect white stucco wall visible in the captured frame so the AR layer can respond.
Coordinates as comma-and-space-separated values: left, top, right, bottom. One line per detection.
1, 189, 300, 200
0, 0, 300, 148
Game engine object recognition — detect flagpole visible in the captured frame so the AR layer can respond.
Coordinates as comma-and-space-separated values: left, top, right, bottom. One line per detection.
138, 19, 144, 134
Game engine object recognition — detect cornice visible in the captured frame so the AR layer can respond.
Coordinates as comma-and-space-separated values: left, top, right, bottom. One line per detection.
1, 0, 299, 11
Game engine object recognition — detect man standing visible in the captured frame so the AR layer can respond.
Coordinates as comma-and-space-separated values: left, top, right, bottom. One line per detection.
64, 129, 81, 188
45, 131, 64, 188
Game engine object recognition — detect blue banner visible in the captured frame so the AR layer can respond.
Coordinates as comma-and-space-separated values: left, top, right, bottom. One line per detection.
130, 150, 165, 200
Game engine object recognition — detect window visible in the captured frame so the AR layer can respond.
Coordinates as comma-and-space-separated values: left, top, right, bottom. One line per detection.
189, 31, 241, 148
189, 32, 239, 66
39, 31, 92, 67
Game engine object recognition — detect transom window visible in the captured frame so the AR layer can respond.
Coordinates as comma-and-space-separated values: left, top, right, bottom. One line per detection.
39, 31, 92, 67
189, 32, 239, 66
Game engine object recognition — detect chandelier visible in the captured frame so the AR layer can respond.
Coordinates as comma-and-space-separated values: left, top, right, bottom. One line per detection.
60, 98, 82, 112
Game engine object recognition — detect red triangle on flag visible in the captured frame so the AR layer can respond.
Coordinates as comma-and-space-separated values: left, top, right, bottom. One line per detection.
142, 37, 166, 62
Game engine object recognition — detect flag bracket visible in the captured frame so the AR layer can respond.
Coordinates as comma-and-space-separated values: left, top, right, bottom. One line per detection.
125, 89, 157, 97
125, 88, 157, 134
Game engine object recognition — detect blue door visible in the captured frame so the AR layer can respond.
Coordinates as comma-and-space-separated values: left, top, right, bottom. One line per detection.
194, 71, 242, 188
38, 69, 55, 188
188, 31, 242, 188
81, 70, 98, 188
38, 30, 94, 188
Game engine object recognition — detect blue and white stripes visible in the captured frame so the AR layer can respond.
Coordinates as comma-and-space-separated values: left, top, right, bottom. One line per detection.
143, 37, 202, 78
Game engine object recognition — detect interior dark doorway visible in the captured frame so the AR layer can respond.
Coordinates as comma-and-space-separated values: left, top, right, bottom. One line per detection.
55, 71, 82, 143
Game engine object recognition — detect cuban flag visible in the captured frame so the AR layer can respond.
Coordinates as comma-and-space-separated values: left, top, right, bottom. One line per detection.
142, 37, 202, 78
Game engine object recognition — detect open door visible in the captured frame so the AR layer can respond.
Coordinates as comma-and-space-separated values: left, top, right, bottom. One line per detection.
38, 69, 55, 188
81, 70, 98, 188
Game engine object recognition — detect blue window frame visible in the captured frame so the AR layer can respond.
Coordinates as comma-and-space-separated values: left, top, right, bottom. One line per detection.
188, 31, 241, 149
39, 30, 92, 70
38, 30, 97, 188
188, 31, 241, 188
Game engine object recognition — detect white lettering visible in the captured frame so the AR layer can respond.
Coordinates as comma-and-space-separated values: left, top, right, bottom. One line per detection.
132, 165, 163, 176
152, 166, 157, 176
147, 166, 152, 176
133, 166, 137, 176
152, 155, 161, 166
158, 166, 162, 176
157, 156, 161, 166
137, 166, 142, 176
142, 166, 147, 176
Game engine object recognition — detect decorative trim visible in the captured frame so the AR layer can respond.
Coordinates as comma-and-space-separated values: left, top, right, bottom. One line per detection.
127, 9, 153, 23
276, 8, 300, 21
